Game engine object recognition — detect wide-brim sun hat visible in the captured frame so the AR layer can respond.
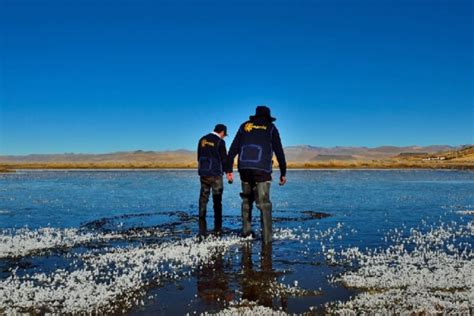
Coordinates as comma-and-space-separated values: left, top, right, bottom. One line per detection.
249, 105, 276, 122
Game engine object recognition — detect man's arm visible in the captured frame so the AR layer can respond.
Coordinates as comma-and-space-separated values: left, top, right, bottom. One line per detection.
225, 127, 242, 173
197, 139, 201, 161
272, 126, 287, 181
219, 139, 227, 172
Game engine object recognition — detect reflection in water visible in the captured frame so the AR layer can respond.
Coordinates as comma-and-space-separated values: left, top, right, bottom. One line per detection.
196, 251, 233, 304
240, 241, 287, 311
196, 241, 288, 312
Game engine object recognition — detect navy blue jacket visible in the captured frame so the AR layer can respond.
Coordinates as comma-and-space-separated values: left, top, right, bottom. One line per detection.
197, 133, 227, 176
226, 118, 286, 177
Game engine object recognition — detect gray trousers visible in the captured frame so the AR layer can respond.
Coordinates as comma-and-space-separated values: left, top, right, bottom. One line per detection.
199, 176, 223, 234
240, 181, 272, 243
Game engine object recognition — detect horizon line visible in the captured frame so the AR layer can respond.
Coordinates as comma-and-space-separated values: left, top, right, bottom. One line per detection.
1, 143, 472, 157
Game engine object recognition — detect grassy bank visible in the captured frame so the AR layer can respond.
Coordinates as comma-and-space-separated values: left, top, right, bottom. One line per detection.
1, 160, 473, 170
287, 160, 474, 170
0, 162, 196, 170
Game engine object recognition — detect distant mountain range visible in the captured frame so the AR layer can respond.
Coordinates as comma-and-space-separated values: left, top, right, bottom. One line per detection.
284, 145, 459, 161
0, 145, 465, 163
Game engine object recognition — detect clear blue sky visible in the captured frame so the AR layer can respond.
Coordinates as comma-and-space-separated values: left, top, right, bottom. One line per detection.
0, 0, 473, 155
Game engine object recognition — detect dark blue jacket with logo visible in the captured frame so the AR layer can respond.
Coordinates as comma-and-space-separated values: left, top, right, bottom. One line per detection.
225, 117, 287, 177
197, 133, 227, 177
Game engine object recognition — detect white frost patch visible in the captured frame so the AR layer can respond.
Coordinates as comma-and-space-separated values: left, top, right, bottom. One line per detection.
266, 280, 319, 297
204, 300, 287, 315
326, 223, 474, 314
0, 227, 166, 258
0, 227, 116, 258
273, 223, 346, 243
273, 228, 298, 240
456, 210, 474, 215
0, 234, 244, 314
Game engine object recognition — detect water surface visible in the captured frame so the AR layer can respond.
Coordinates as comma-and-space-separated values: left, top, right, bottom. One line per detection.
0, 170, 472, 314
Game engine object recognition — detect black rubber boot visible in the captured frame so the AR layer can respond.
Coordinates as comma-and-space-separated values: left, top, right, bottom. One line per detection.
213, 193, 222, 233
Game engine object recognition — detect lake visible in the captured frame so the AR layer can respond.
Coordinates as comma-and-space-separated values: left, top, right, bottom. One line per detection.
0, 170, 472, 314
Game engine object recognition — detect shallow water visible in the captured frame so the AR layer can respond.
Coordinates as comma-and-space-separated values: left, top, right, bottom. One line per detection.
0, 170, 473, 314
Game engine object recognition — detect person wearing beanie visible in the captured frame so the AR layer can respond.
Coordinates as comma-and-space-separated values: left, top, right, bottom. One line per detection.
197, 124, 229, 235
226, 106, 287, 244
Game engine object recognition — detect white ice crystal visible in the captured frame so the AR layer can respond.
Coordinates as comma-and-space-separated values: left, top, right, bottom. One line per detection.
326, 222, 474, 314
0, 227, 167, 258
203, 300, 288, 315
456, 210, 474, 215
272, 228, 298, 240
0, 234, 244, 314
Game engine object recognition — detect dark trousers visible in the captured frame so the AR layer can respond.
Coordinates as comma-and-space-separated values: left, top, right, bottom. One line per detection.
199, 176, 224, 234
240, 181, 272, 243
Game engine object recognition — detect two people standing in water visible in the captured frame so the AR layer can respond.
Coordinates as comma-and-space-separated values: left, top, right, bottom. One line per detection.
197, 105, 287, 244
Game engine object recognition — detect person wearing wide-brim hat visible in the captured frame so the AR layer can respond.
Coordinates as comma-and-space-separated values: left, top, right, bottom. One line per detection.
197, 124, 229, 236
226, 105, 287, 244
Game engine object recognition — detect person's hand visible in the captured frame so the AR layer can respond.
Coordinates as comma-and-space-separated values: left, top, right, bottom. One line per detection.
226, 172, 234, 184
279, 176, 287, 186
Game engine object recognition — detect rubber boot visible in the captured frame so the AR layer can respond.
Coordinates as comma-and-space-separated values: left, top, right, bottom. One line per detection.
213, 193, 223, 233
240, 182, 254, 237
255, 182, 272, 244
199, 181, 211, 236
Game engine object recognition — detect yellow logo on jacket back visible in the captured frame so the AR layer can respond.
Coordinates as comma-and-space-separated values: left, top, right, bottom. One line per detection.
201, 139, 215, 148
244, 122, 268, 132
